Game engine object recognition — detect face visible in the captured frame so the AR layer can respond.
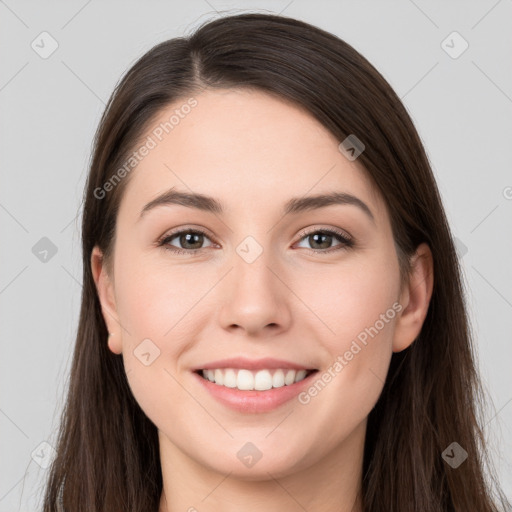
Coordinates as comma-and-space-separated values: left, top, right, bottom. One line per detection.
93, 88, 419, 480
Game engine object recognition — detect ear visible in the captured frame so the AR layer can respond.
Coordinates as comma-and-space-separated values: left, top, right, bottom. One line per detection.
393, 242, 434, 353
91, 246, 122, 355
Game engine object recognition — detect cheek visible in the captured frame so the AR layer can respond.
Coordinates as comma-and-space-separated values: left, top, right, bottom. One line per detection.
294, 247, 400, 346
113, 259, 202, 427
114, 245, 209, 344
112, 251, 216, 415
293, 250, 399, 415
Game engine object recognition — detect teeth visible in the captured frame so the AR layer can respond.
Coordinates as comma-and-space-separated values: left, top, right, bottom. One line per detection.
201, 368, 311, 390
272, 369, 285, 388
223, 369, 237, 388
214, 369, 224, 386
294, 369, 307, 383
284, 369, 296, 385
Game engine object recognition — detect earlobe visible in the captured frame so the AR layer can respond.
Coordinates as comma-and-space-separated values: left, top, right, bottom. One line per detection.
107, 332, 121, 355
90, 246, 123, 355
392, 243, 434, 353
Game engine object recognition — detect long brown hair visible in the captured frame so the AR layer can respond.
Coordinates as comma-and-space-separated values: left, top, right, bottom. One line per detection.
42, 12, 510, 511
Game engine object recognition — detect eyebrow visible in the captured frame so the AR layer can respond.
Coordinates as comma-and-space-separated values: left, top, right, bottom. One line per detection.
138, 188, 375, 224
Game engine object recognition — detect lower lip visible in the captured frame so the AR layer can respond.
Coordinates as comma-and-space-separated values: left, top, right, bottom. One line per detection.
192, 370, 318, 413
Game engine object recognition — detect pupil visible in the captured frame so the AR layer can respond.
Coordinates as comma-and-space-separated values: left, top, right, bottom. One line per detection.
182, 233, 203, 249
311, 233, 331, 249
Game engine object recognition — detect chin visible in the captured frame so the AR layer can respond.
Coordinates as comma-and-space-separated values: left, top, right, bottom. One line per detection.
196, 446, 312, 481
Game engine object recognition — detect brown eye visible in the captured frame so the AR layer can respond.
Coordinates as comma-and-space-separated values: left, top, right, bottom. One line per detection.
295, 228, 353, 254
159, 229, 215, 254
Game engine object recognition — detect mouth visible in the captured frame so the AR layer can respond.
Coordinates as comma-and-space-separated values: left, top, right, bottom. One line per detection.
192, 367, 320, 413
194, 368, 318, 391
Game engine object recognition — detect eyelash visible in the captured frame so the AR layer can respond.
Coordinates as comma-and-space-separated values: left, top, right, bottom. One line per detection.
157, 226, 354, 256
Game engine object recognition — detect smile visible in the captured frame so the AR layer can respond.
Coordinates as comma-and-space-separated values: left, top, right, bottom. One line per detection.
198, 368, 316, 391
193, 367, 320, 413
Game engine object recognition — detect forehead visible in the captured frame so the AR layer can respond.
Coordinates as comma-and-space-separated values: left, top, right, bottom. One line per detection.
118, 88, 385, 221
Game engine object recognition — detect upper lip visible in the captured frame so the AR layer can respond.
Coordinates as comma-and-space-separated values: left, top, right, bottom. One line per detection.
193, 357, 317, 372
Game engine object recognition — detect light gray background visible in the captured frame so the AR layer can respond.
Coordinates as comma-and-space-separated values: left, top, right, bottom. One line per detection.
1, 1, 511, 510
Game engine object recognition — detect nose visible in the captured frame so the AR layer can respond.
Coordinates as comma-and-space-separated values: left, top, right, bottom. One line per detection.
217, 248, 292, 337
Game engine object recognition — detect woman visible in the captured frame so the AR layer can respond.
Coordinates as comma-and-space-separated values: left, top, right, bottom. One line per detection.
42, 12, 510, 512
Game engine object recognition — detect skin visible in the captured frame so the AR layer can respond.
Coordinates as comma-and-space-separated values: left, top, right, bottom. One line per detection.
91, 88, 433, 512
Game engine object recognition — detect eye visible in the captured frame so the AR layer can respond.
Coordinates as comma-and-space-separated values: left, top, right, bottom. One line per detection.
294, 227, 354, 254
157, 228, 215, 255
157, 226, 354, 256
